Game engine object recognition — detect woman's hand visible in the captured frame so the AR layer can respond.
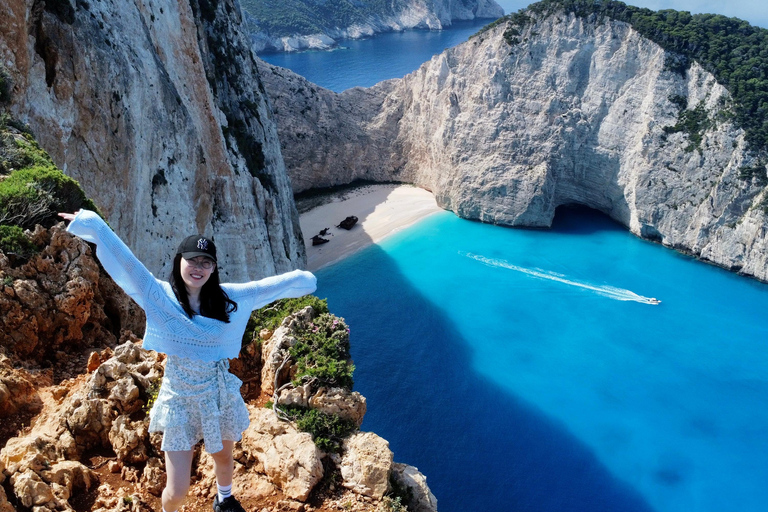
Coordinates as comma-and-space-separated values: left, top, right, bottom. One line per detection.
58, 211, 81, 222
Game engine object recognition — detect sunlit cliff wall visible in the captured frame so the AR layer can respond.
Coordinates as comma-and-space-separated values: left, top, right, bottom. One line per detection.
0, 0, 305, 280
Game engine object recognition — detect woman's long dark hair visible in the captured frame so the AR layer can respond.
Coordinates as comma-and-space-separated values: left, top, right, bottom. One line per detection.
170, 254, 237, 322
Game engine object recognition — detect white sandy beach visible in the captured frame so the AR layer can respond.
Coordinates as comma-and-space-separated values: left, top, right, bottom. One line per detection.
299, 184, 443, 271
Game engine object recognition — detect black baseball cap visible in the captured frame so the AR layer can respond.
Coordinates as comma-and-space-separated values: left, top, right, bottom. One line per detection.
176, 235, 217, 262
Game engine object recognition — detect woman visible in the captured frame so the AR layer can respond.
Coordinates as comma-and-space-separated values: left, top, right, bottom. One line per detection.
59, 210, 317, 512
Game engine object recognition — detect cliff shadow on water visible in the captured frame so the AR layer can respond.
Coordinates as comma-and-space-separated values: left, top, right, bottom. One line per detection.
315, 241, 656, 512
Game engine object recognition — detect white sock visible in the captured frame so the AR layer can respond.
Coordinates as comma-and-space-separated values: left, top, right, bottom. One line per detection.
217, 483, 232, 502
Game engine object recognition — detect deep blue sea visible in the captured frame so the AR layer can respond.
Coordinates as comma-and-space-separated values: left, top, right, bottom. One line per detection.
262, 20, 768, 512
259, 19, 492, 92
317, 208, 768, 512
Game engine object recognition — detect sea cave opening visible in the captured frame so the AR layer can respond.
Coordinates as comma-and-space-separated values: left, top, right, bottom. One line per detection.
550, 203, 627, 235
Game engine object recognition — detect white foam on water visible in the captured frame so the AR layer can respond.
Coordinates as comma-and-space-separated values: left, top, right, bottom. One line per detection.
463, 252, 659, 304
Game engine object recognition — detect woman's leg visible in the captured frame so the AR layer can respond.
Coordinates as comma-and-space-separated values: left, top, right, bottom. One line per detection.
210, 441, 246, 511
210, 440, 235, 487
162, 450, 194, 512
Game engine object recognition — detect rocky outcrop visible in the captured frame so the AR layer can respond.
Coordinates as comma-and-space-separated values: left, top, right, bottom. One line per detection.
391, 463, 439, 512
0, 340, 164, 511
0, 224, 144, 365
0, 0, 305, 280
244, 0, 504, 53
240, 406, 324, 501
336, 432, 393, 499
308, 387, 367, 427
0, 351, 38, 418
263, 10, 768, 281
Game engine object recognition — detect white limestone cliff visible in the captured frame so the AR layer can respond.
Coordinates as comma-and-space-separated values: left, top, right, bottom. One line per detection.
261, 11, 768, 281
0, 0, 305, 280
245, 0, 504, 53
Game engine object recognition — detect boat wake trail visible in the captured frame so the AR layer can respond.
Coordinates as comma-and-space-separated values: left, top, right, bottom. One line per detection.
463, 252, 659, 304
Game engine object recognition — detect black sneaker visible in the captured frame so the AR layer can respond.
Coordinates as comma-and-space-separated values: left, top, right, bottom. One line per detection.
213, 495, 246, 512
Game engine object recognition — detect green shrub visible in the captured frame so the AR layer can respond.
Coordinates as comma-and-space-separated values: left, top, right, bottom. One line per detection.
0, 165, 99, 230
290, 313, 354, 389
1, 123, 39, 175
241, 295, 329, 346
280, 405, 356, 453
738, 163, 768, 185
0, 225, 38, 259
378, 496, 408, 512
662, 100, 711, 152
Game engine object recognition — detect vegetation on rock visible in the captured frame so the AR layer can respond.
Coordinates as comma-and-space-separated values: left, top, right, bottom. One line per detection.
0, 164, 99, 231
487, 0, 768, 157
241, 294, 329, 346
1, 89, 100, 257
0, 224, 39, 259
290, 312, 354, 389
279, 404, 357, 453
662, 99, 712, 152
254, 299, 359, 453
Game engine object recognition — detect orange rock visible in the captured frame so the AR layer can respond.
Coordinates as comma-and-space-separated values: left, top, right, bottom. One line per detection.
0, 224, 145, 363
86, 351, 100, 373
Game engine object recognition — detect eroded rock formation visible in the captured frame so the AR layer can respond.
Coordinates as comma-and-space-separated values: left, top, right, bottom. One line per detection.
0, 341, 163, 512
0, 0, 305, 280
0, 223, 144, 366
261, 10, 768, 281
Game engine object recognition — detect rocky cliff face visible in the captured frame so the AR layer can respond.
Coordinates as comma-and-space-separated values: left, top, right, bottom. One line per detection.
256, 62, 400, 192
264, 10, 768, 281
244, 0, 504, 53
0, 0, 305, 280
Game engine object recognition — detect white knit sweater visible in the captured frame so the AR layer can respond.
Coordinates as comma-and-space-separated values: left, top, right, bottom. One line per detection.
67, 210, 317, 361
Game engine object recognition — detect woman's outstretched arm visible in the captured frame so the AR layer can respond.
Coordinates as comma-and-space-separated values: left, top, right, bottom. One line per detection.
224, 269, 317, 311
59, 210, 159, 310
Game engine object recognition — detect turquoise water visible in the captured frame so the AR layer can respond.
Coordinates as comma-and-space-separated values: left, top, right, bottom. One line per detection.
259, 19, 493, 92
316, 207, 768, 512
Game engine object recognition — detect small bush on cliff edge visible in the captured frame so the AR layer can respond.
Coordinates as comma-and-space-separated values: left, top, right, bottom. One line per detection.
290, 313, 354, 389
0, 225, 38, 259
241, 295, 329, 346
0, 119, 100, 236
279, 405, 356, 453
0, 165, 99, 230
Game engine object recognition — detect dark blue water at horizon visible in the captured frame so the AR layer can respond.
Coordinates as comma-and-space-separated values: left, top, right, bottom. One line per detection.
316, 208, 768, 512
258, 19, 493, 92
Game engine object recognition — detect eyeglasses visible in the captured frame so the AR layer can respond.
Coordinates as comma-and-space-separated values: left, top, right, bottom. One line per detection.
184, 257, 215, 270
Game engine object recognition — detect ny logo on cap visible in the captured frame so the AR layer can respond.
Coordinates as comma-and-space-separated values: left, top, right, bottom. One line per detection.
197, 239, 208, 251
